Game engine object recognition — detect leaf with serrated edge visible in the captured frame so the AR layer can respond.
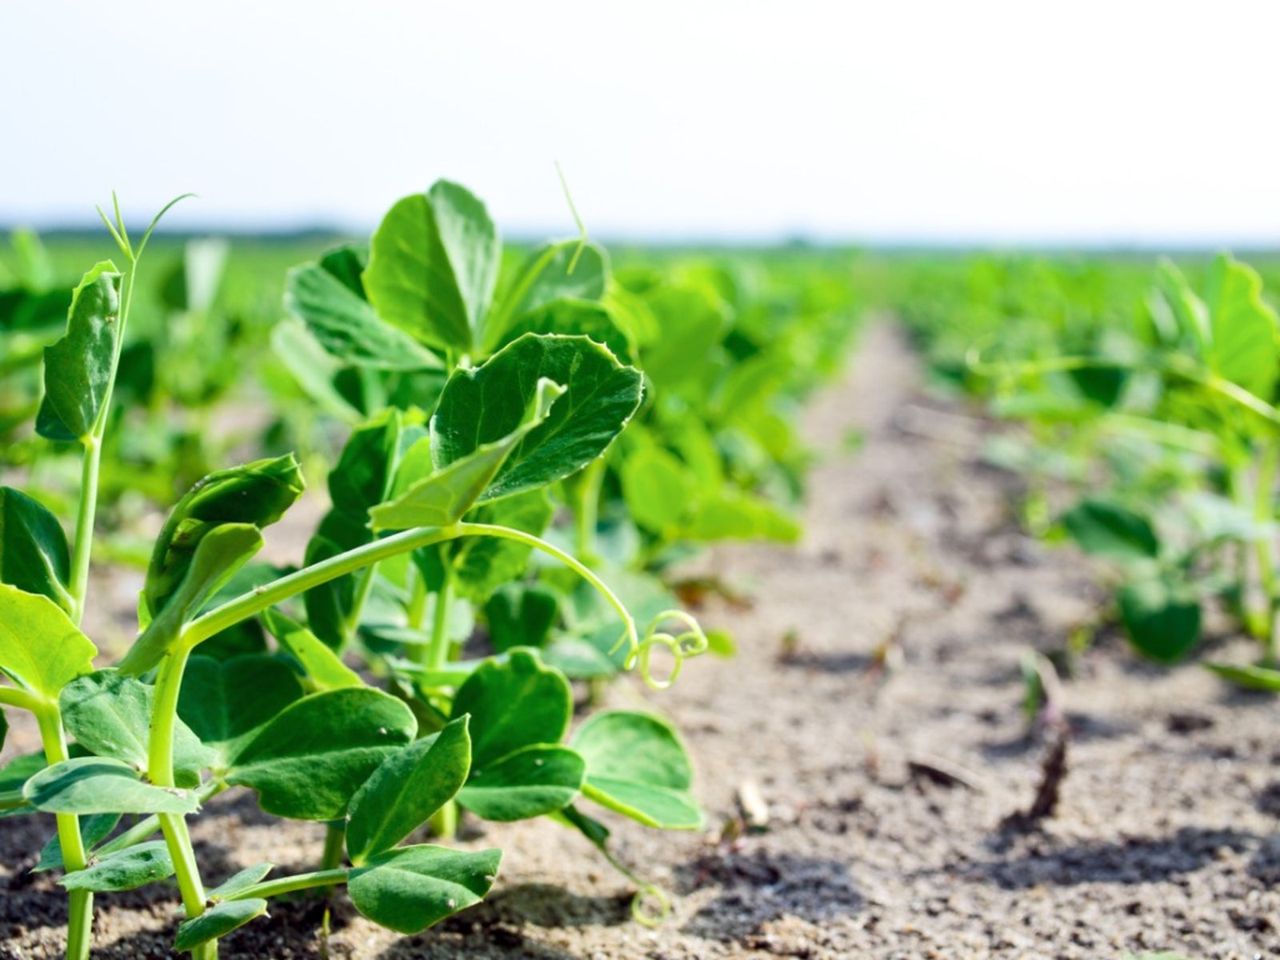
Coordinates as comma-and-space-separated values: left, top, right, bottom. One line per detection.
36, 262, 122, 441
371, 380, 563, 530
431, 334, 642, 503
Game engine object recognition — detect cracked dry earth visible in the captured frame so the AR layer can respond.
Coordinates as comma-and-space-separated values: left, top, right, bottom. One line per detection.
4, 323, 1280, 959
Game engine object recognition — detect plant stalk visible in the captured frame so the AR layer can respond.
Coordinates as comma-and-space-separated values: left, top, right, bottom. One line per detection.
35, 706, 92, 960
424, 567, 454, 670
224, 868, 348, 903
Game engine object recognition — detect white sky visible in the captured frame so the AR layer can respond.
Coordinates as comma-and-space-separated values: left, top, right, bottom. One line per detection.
1, 0, 1278, 244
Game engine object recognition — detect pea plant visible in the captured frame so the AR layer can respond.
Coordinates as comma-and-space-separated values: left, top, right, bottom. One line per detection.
968, 254, 1280, 683
0, 186, 707, 959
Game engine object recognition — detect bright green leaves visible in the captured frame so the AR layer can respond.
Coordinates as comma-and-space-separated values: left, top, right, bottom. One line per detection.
285, 254, 440, 371
61, 671, 211, 786
60, 841, 174, 892
0, 488, 72, 611
432, 334, 643, 503
0, 583, 96, 702
371, 379, 564, 530
572, 711, 701, 830
1061, 500, 1160, 563
449, 650, 583, 821
487, 241, 608, 348
121, 455, 305, 674
458, 744, 584, 822
35, 261, 122, 442
24, 757, 199, 815
143, 454, 305, 618
262, 610, 362, 691
305, 412, 403, 647
348, 845, 501, 934
178, 654, 305, 770
175, 899, 269, 952
346, 717, 471, 864
225, 687, 417, 820
1203, 254, 1279, 400
1118, 576, 1201, 664
451, 651, 571, 766
365, 181, 500, 357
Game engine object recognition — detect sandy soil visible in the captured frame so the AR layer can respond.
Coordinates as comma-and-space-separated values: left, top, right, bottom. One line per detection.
3, 325, 1279, 959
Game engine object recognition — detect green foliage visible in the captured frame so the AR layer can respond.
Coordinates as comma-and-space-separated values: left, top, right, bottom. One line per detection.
347, 845, 501, 934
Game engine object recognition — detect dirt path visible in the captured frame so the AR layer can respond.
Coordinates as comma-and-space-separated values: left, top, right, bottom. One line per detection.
4, 325, 1280, 959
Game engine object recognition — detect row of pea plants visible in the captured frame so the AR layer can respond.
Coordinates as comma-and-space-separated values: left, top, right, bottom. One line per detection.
0, 187, 722, 959
892, 252, 1280, 686
0, 184, 860, 957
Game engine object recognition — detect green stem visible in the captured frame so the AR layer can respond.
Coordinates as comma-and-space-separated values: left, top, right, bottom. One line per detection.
1257, 442, 1279, 662
573, 459, 605, 563
67, 252, 140, 627
406, 565, 428, 630
96, 781, 226, 858
67, 436, 101, 626
320, 822, 346, 872
341, 566, 377, 644
427, 799, 458, 841
424, 567, 453, 670
148, 646, 214, 957
223, 868, 348, 903
185, 522, 639, 658
35, 706, 92, 960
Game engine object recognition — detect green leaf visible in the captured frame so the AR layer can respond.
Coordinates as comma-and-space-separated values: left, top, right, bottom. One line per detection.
208, 863, 274, 901
348, 844, 500, 934
364, 181, 499, 355
60, 841, 174, 892
1118, 577, 1201, 664
637, 284, 726, 389
120, 524, 265, 675
371, 382, 562, 531
61, 671, 212, 786
227, 687, 417, 820
484, 583, 559, 652
487, 241, 608, 348
305, 414, 404, 647
621, 447, 697, 533
346, 717, 471, 863
1205, 662, 1280, 691
493, 299, 634, 363
1205, 253, 1279, 398
143, 455, 305, 619
174, 899, 268, 952
36, 812, 119, 872
572, 711, 701, 830
178, 654, 305, 770
0, 750, 46, 794
24, 757, 200, 814
1061, 500, 1160, 563
450, 650, 571, 767
449, 491, 554, 603
284, 258, 441, 370
432, 334, 643, 502
457, 744, 584, 822
35, 262, 122, 441
0, 487, 72, 611
682, 491, 801, 544
262, 609, 363, 691
0, 582, 96, 700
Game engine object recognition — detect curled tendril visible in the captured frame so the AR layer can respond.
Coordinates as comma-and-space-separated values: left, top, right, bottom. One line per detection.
615, 609, 710, 690
630, 884, 672, 927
